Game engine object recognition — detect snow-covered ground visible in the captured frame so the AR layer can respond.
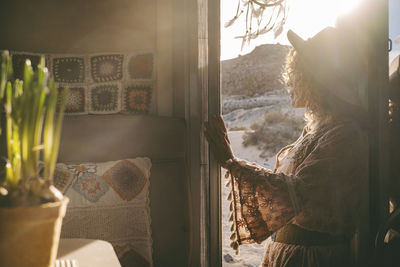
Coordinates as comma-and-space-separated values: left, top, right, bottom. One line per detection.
221, 88, 305, 266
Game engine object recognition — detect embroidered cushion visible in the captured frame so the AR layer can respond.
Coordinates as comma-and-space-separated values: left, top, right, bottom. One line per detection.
55, 157, 153, 267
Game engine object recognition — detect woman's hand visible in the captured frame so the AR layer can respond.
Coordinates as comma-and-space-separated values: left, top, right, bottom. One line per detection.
204, 115, 234, 168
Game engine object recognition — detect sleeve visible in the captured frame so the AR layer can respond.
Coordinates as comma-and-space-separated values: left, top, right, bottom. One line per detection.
224, 122, 368, 251
225, 159, 297, 247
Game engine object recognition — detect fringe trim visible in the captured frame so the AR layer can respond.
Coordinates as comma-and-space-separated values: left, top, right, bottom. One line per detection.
225, 170, 240, 255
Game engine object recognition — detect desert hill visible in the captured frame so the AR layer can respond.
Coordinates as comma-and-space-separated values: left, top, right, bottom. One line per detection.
221, 44, 304, 267
221, 43, 291, 96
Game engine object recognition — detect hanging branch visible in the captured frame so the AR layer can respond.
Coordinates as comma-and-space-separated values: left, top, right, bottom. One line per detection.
225, 0, 289, 48
253, 0, 284, 7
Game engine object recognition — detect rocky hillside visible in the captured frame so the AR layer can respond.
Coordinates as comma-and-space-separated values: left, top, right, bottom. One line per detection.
221, 44, 291, 96
221, 44, 304, 267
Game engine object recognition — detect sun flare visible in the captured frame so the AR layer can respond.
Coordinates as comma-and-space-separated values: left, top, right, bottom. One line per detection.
221, 0, 366, 60
285, 0, 364, 38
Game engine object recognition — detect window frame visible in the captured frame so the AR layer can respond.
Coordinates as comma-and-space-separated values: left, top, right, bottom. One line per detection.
186, 0, 390, 266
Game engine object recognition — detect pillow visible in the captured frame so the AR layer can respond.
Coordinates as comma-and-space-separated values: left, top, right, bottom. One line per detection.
54, 157, 153, 267
10, 51, 155, 115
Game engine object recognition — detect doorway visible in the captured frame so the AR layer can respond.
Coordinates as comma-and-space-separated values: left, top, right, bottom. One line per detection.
219, 0, 371, 266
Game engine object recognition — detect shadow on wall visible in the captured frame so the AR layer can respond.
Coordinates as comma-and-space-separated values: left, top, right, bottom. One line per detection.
0, 0, 156, 53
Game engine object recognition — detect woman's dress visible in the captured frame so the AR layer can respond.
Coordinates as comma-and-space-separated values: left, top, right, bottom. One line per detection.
225, 119, 368, 266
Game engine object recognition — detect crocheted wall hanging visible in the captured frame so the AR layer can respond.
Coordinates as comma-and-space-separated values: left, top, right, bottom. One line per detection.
10, 51, 156, 115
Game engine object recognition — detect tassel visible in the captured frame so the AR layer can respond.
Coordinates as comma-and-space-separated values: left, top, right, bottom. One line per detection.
230, 241, 239, 250
225, 171, 230, 179
224, 17, 238, 28
258, 26, 271, 35
273, 22, 284, 38
226, 180, 231, 187
229, 213, 234, 222
230, 223, 235, 232
240, 37, 247, 51
224, 0, 243, 28
227, 192, 232, 201
230, 232, 237, 241
229, 202, 233, 211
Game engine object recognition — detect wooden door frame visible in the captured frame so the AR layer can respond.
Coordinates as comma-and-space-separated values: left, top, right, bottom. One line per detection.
366, 0, 389, 265
177, 0, 221, 266
208, 0, 221, 265
181, 0, 389, 266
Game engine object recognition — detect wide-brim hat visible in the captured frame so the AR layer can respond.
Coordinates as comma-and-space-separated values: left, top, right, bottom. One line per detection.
287, 27, 368, 120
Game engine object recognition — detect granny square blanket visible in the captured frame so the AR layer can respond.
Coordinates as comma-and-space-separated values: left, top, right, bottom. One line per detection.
10, 51, 156, 115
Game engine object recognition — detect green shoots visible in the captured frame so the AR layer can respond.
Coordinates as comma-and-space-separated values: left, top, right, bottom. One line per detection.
0, 51, 67, 205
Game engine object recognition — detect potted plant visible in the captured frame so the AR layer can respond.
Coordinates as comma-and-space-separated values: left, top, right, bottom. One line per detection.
0, 50, 69, 267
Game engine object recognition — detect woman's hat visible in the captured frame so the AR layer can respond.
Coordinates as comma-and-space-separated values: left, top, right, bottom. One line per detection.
286, 26, 368, 117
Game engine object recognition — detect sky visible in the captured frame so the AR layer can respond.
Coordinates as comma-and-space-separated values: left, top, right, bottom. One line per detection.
221, 0, 399, 64
389, 0, 400, 64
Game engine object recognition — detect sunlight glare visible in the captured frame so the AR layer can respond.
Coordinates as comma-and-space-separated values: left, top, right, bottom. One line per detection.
286, 0, 364, 37
334, 0, 364, 16
221, 0, 365, 60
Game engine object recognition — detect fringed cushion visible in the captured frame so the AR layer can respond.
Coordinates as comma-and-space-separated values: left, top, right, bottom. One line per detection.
55, 157, 153, 267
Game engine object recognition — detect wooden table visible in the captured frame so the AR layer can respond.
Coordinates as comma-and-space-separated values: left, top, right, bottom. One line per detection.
57, 238, 121, 267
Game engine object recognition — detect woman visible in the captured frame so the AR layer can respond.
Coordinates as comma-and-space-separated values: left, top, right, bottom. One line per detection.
205, 25, 368, 266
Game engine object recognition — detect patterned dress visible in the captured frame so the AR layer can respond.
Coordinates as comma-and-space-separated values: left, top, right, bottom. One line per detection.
225, 119, 368, 266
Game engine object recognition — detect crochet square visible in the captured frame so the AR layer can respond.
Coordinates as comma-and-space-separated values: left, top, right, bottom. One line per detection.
53, 168, 74, 194
128, 53, 153, 79
59, 158, 153, 266
90, 54, 123, 82
10, 51, 157, 116
123, 84, 152, 114
103, 160, 147, 201
12, 53, 41, 80
72, 173, 109, 202
89, 84, 120, 114
53, 57, 85, 83
59, 87, 86, 114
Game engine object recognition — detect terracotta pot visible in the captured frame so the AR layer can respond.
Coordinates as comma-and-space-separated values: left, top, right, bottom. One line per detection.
0, 197, 69, 267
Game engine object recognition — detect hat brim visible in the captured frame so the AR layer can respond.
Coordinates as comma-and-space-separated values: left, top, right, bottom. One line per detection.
287, 30, 305, 52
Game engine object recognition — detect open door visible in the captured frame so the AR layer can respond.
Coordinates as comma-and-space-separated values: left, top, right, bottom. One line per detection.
184, 0, 389, 266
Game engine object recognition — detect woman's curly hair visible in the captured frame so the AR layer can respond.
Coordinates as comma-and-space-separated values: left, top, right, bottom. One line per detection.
283, 48, 332, 130
283, 29, 368, 130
